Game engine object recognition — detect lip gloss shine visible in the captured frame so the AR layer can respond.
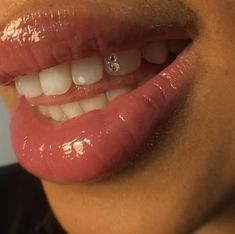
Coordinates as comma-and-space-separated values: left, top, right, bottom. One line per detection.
11, 44, 195, 183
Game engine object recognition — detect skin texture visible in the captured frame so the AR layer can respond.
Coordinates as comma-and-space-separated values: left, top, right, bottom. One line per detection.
0, 0, 235, 233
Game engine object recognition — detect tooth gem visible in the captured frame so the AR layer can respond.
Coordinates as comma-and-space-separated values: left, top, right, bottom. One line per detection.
106, 54, 121, 72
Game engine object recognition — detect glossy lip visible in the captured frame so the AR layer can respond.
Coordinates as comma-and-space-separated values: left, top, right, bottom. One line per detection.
0, 7, 189, 85
11, 45, 196, 183
2, 6, 197, 183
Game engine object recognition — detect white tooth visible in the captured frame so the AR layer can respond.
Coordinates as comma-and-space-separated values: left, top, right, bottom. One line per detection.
61, 102, 84, 119
15, 74, 43, 98
72, 56, 103, 85
142, 41, 168, 64
79, 94, 107, 112
40, 63, 72, 96
169, 40, 188, 54
38, 106, 50, 117
15, 81, 24, 96
47, 105, 66, 122
106, 86, 134, 102
104, 49, 141, 76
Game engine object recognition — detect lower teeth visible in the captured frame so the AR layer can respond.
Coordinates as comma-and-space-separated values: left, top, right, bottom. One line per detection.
37, 85, 136, 122
37, 58, 172, 122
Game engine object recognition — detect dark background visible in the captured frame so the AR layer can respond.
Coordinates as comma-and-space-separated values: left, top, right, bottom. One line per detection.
0, 165, 66, 234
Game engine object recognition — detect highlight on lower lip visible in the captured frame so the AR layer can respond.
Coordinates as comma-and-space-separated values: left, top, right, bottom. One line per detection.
11, 44, 196, 184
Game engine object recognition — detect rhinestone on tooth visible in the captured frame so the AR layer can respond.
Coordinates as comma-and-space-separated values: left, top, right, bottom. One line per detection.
105, 54, 121, 73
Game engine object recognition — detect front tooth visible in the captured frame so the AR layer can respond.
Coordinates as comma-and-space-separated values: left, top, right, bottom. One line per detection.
106, 86, 134, 102
15, 74, 43, 98
40, 63, 72, 96
47, 105, 66, 122
79, 94, 107, 112
104, 49, 141, 76
72, 56, 103, 85
142, 41, 168, 64
61, 102, 84, 119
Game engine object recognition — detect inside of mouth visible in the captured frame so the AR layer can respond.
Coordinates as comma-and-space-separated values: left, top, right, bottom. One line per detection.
14, 39, 190, 122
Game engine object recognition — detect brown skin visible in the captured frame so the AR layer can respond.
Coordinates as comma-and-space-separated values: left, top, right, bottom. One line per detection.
1, 0, 235, 233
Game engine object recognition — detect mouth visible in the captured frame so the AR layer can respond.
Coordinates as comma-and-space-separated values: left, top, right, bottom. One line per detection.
3, 5, 197, 183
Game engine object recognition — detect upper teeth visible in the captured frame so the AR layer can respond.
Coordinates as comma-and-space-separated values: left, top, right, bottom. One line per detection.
40, 63, 72, 96
72, 56, 103, 85
14, 40, 185, 99
14, 40, 188, 121
15, 74, 43, 98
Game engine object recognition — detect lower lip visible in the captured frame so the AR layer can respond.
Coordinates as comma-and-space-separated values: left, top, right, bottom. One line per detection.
11, 45, 195, 184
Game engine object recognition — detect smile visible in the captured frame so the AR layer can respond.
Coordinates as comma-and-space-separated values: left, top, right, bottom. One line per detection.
1, 7, 197, 183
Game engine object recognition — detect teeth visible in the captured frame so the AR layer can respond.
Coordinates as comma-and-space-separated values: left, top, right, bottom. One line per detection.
79, 94, 107, 112
37, 86, 135, 121
15, 80, 24, 96
72, 56, 103, 86
15, 74, 43, 98
61, 102, 84, 119
16, 40, 188, 122
47, 105, 66, 122
104, 49, 141, 76
40, 63, 72, 96
142, 41, 168, 64
14, 40, 178, 99
38, 106, 49, 117
106, 86, 134, 102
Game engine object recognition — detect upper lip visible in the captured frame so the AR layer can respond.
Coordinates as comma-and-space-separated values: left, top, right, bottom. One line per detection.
0, 2, 197, 85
